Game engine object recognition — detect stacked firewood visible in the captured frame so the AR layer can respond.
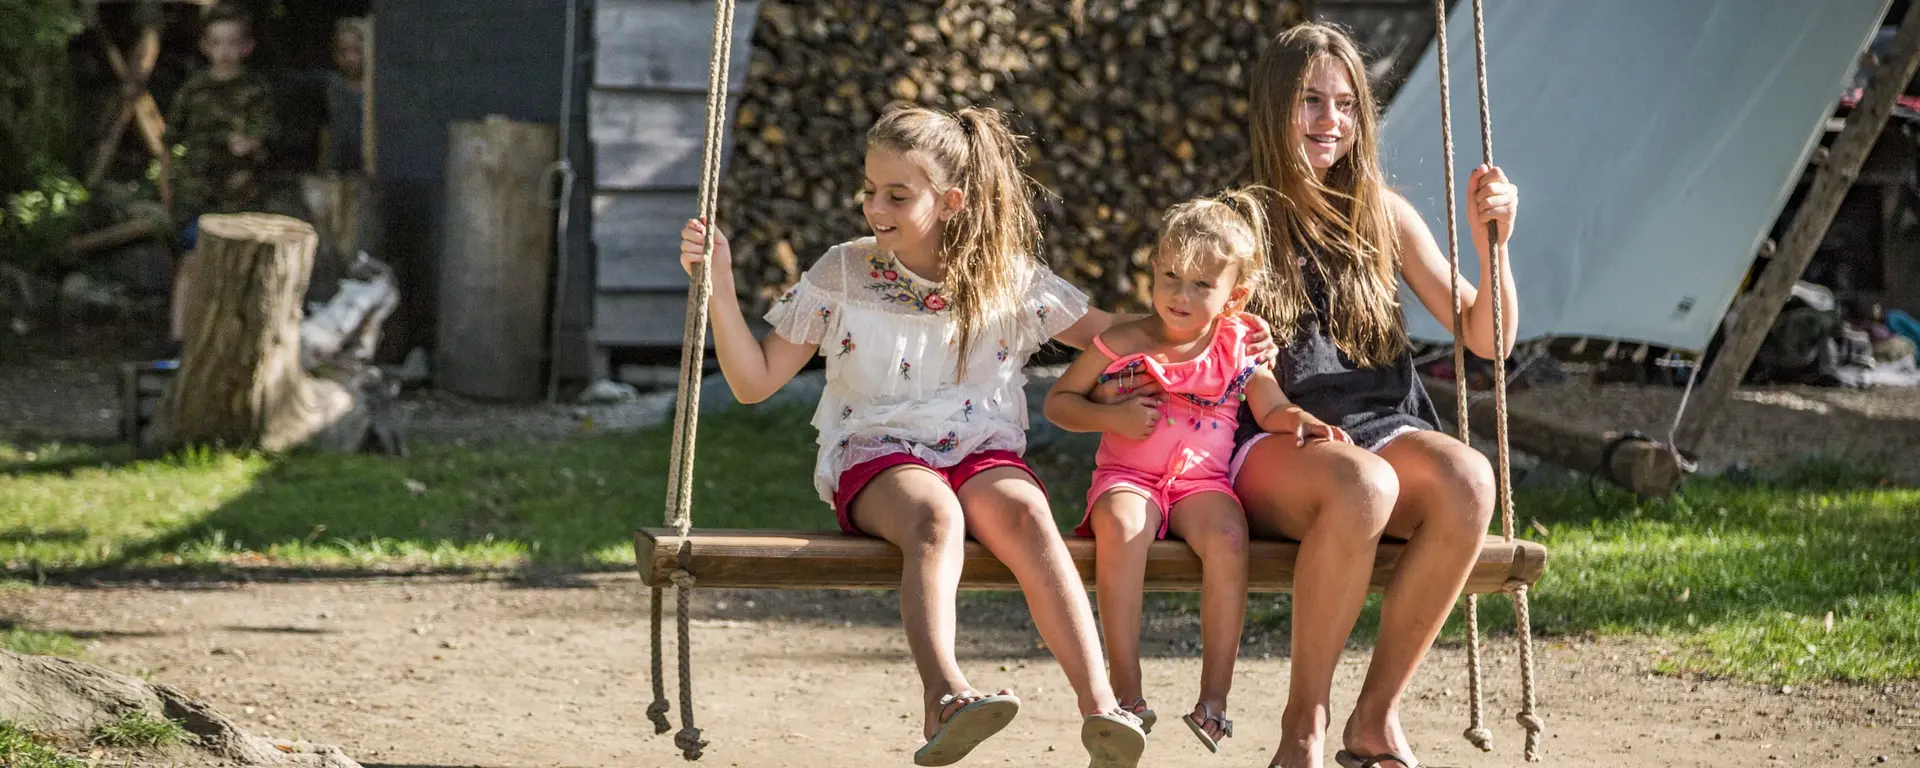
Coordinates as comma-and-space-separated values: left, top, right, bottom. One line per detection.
720, 0, 1309, 315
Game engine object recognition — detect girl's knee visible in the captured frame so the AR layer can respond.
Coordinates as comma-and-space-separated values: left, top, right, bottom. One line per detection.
1091, 495, 1160, 539
1326, 452, 1398, 534
904, 501, 967, 549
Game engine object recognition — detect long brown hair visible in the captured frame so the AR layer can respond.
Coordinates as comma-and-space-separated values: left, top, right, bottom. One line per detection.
867, 105, 1041, 377
1156, 186, 1276, 307
1249, 23, 1408, 367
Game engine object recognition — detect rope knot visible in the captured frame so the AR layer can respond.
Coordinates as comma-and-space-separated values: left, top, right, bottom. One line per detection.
647, 699, 672, 734
1516, 712, 1545, 732
671, 569, 697, 589
1463, 727, 1494, 751
674, 726, 707, 760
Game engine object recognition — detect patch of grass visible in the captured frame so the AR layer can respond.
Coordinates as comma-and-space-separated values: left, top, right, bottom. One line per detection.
2, 628, 84, 658
5, 400, 1915, 685
1, 404, 822, 574
0, 722, 85, 768
90, 711, 188, 749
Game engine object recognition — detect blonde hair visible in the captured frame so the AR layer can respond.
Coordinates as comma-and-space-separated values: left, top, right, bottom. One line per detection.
1154, 186, 1274, 309
334, 16, 370, 47
1249, 22, 1408, 367
866, 104, 1041, 378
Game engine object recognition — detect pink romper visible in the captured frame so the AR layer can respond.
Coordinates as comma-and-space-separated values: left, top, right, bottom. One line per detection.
1074, 314, 1263, 539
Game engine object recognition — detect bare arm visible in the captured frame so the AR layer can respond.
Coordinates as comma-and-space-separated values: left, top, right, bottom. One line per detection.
1243, 367, 1349, 445
1394, 166, 1520, 360
680, 219, 817, 404
1053, 308, 1133, 351
1045, 336, 1161, 441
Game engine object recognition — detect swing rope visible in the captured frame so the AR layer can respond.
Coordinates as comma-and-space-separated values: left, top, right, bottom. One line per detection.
1429, 0, 1493, 753
649, 0, 741, 760
1435, 0, 1542, 759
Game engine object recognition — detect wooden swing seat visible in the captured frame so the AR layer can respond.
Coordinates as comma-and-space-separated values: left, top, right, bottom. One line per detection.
636, 528, 1546, 594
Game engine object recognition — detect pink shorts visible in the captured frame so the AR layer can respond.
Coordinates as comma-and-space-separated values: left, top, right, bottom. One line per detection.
833, 450, 1044, 535
1072, 467, 1237, 539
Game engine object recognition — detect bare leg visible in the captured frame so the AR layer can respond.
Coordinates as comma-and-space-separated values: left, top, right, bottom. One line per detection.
848, 465, 985, 739
1341, 432, 1496, 767
1087, 489, 1162, 710
1165, 490, 1249, 742
1234, 437, 1399, 768
957, 467, 1119, 718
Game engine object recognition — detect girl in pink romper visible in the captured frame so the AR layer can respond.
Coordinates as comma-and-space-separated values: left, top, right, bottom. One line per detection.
1045, 188, 1347, 754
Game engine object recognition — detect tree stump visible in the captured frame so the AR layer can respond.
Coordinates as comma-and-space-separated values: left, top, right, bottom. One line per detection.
159, 213, 362, 452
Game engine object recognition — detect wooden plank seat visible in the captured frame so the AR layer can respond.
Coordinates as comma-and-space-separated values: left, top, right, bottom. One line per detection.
636, 529, 1547, 594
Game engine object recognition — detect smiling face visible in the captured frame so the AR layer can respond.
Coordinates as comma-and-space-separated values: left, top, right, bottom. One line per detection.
1151, 249, 1249, 336
1294, 57, 1359, 177
862, 148, 959, 261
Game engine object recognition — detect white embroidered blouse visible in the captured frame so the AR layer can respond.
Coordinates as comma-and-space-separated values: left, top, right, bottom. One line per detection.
763, 237, 1090, 503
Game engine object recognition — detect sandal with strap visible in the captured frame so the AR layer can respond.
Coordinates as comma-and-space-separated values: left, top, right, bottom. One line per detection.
1333, 749, 1419, 768
1082, 708, 1147, 768
913, 690, 1020, 767
1121, 698, 1156, 734
1182, 701, 1234, 754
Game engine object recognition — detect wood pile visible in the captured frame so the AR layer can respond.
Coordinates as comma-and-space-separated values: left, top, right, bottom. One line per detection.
720, 0, 1309, 314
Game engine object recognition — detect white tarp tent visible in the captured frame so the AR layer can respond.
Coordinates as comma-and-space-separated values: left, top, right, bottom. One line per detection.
1382, 0, 1892, 351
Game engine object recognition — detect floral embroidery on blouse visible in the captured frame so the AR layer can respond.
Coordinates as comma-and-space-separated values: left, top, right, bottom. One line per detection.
899, 358, 912, 379
837, 333, 856, 357
996, 339, 1009, 362
931, 431, 959, 452
866, 253, 948, 313
962, 399, 974, 421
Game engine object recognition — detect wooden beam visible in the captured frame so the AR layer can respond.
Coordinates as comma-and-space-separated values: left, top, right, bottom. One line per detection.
1676, 1, 1920, 453
1426, 376, 1689, 497
636, 529, 1547, 594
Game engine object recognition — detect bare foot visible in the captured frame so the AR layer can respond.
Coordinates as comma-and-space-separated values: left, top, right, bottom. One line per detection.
1267, 709, 1325, 768
1340, 706, 1417, 768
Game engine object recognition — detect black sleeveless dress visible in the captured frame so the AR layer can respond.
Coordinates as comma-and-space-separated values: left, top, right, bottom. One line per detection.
1234, 255, 1439, 452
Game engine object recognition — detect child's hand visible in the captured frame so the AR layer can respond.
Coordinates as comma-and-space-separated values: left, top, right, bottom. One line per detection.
1106, 399, 1162, 441
1469, 165, 1518, 246
679, 217, 733, 278
228, 133, 262, 158
1089, 375, 1163, 405
1242, 315, 1279, 368
1293, 416, 1351, 448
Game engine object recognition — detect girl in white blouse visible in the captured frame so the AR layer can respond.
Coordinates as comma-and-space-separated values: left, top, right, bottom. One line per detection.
678, 105, 1147, 767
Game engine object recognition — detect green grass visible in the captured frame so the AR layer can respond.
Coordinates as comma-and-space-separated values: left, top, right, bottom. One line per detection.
0, 405, 821, 573
3, 403, 1916, 685
90, 711, 188, 749
0, 723, 84, 768
1, 628, 85, 658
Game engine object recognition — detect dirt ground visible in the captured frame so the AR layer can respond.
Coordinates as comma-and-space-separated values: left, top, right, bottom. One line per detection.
5, 575, 1917, 768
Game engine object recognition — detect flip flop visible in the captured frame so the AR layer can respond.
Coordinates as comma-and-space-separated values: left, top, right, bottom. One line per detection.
1121, 698, 1156, 734
1182, 701, 1233, 753
913, 691, 1020, 767
1082, 710, 1147, 768
1334, 749, 1420, 768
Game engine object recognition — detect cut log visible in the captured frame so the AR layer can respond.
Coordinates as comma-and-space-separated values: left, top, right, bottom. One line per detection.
155, 214, 364, 452
637, 529, 1547, 594
1425, 376, 1689, 497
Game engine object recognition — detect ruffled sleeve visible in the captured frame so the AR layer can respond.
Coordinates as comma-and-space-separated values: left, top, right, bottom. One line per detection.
1019, 265, 1090, 349
762, 244, 847, 348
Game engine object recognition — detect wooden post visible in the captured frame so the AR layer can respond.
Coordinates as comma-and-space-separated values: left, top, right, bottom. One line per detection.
157, 214, 363, 452
1676, 2, 1920, 453
361, 15, 377, 177
435, 117, 558, 401
1426, 377, 1689, 496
